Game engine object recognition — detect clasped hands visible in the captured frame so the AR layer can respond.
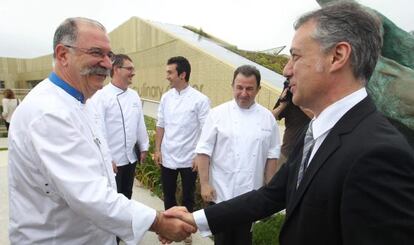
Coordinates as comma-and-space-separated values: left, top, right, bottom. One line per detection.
151, 207, 197, 244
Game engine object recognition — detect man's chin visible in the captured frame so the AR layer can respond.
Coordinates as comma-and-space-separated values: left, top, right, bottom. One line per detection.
237, 101, 251, 109
92, 74, 108, 84
89, 76, 106, 90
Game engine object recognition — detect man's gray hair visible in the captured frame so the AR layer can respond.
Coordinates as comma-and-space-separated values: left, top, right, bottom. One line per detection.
295, 1, 383, 82
53, 17, 106, 58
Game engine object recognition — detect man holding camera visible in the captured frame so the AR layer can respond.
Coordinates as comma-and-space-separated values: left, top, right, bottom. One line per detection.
272, 80, 312, 169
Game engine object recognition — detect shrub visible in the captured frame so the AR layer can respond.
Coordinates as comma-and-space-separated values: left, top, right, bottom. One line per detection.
252, 213, 285, 245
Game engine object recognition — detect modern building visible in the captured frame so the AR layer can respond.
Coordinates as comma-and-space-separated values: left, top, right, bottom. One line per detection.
0, 17, 285, 112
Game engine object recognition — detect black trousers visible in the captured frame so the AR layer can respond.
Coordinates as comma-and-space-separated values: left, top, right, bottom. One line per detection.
116, 162, 138, 244
161, 165, 197, 212
5, 121, 10, 132
209, 202, 252, 245
115, 161, 137, 199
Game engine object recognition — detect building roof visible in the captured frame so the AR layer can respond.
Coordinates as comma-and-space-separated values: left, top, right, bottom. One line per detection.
151, 21, 285, 89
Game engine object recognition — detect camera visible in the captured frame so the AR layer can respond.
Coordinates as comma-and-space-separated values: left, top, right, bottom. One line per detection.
282, 80, 293, 102
273, 80, 293, 109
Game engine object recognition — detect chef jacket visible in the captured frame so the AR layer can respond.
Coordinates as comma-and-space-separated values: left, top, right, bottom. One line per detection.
195, 100, 281, 203
91, 82, 149, 166
157, 85, 210, 169
8, 73, 155, 245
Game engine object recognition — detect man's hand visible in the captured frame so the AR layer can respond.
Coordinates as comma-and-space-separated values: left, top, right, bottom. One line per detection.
112, 161, 118, 174
150, 210, 196, 243
201, 183, 216, 203
272, 88, 289, 118
153, 151, 162, 168
191, 159, 198, 172
163, 206, 196, 227
140, 151, 148, 163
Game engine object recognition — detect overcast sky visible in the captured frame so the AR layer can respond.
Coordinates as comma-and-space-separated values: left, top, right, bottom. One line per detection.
0, 0, 412, 58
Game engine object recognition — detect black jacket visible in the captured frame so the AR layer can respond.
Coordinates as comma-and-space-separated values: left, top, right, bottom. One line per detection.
204, 97, 414, 245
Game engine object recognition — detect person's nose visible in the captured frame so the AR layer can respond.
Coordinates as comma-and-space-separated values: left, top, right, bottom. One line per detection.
101, 55, 113, 70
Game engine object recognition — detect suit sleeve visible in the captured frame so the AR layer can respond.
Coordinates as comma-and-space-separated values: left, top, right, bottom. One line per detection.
205, 160, 289, 233
341, 143, 414, 245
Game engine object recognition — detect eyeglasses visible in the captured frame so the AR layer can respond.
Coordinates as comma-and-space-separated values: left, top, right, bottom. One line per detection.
64, 45, 114, 60
119, 66, 135, 72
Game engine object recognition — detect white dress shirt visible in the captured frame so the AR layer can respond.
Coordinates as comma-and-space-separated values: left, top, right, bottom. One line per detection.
157, 85, 210, 169
307, 87, 367, 165
196, 100, 281, 203
8, 77, 155, 245
2, 98, 19, 123
91, 82, 149, 166
194, 88, 368, 236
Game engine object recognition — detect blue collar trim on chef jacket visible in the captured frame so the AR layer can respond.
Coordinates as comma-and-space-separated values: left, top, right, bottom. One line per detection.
49, 72, 85, 103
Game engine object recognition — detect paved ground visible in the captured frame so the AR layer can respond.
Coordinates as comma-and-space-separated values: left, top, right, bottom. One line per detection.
0, 137, 212, 245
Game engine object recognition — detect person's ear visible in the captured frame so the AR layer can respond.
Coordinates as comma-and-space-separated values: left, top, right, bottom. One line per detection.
55, 44, 70, 67
179, 72, 186, 81
329, 41, 352, 73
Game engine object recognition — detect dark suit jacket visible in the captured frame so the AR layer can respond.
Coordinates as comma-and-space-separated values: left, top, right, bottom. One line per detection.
204, 97, 414, 245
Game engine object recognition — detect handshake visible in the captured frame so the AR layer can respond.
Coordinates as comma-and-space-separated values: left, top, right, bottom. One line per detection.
150, 206, 198, 244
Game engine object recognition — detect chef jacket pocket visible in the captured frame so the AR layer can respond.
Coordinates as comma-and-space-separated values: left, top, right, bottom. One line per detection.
260, 127, 272, 148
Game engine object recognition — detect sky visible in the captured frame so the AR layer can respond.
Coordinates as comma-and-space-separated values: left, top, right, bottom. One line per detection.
0, 0, 413, 58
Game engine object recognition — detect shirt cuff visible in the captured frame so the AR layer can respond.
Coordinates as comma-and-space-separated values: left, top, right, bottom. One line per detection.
268, 145, 281, 159
126, 201, 157, 244
194, 148, 212, 157
193, 209, 212, 237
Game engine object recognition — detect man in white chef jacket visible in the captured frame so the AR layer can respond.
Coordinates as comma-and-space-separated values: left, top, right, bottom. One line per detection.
7, 17, 195, 245
195, 65, 281, 245
154, 56, 210, 244
91, 54, 149, 201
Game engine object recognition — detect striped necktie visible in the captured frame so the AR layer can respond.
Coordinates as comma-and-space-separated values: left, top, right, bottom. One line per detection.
296, 121, 315, 188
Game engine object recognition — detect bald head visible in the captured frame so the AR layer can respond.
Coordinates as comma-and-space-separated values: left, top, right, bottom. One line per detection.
53, 17, 106, 58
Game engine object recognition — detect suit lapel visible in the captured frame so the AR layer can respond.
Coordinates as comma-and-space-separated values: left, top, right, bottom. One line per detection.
285, 97, 377, 219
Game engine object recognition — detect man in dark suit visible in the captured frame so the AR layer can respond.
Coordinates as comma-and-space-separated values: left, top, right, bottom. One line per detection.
163, 2, 414, 245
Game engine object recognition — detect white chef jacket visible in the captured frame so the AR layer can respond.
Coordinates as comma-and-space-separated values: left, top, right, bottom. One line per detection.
195, 100, 281, 204
91, 82, 149, 166
2, 98, 19, 123
8, 74, 155, 245
157, 85, 210, 169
